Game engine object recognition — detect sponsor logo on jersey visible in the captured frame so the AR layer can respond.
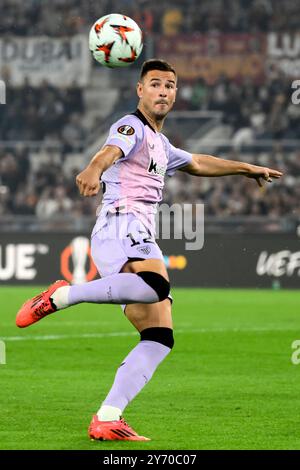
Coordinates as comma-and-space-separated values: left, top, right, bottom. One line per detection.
147, 157, 166, 177
118, 125, 135, 136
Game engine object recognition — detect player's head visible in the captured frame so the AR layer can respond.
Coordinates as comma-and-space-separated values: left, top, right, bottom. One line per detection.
137, 59, 177, 120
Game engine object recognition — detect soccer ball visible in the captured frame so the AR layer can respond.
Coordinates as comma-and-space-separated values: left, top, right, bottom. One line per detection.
89, 13, 143, 68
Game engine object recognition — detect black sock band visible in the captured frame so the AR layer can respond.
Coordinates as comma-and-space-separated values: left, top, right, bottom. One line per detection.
140, 327, 174, 349
137, 271, 170, 301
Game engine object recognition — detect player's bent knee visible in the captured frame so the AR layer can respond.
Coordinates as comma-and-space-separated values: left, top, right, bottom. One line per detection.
137, 271, 170, 301
140, 327, 174, 349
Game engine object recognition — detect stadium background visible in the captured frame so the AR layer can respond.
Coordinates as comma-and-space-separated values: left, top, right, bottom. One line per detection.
0, 0, 299, 288
1, 0, 300, 451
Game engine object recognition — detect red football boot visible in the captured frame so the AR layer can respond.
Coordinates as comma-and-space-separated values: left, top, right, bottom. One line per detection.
88, 415, 150, 441
16, 280, 69, 328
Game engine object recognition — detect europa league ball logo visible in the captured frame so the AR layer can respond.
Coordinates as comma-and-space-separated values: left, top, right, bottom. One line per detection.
60, 237, 97, 284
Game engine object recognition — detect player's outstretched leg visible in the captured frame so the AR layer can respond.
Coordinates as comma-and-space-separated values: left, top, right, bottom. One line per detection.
16, 271, 170, 328
89, 299, 174, 441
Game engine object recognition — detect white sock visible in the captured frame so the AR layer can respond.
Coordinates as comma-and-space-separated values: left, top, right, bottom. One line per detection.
50, 286, 71, 310
97, 405, 122, 422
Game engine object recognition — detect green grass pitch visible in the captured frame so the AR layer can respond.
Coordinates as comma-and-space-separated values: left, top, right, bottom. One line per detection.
0, 287, 299, 450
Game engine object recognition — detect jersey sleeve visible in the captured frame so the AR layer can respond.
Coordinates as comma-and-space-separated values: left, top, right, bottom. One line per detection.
166, 140, 193, 177
103, 115, 144, 160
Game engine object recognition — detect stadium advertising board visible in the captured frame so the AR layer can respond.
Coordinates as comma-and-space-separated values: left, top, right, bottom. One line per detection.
267, 32, 300, 77
156, 33, 266, 82
0, 233, 299, 288
0, 35, 91, 87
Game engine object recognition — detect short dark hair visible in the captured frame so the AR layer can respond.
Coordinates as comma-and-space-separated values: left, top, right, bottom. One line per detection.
139, 59, 176, 81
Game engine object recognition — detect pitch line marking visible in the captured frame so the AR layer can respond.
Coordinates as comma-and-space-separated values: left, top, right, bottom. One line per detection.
2, 326, 298, 342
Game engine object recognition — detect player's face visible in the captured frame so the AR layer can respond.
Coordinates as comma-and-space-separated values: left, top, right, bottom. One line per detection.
137, 70, 177, 119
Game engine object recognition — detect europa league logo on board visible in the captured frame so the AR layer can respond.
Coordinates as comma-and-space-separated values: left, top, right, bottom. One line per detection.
60, 237, 98, 284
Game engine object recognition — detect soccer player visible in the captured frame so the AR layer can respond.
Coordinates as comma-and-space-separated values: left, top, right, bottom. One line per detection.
16, 59, 283, 441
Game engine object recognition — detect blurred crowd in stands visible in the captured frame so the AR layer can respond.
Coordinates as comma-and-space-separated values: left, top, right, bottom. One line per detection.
165, 145, 300, 219
0, 0, 299, 225
176, 73, 299, 142
0, 143, 298, 223
1, 72, 297, 144
0, 80, 86, 148
0, 0, 299, 36
0, 145, 99, 220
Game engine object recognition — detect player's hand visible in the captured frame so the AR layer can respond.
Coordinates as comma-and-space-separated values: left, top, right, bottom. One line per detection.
244, 165, 283, 187
76, 167, 101, 196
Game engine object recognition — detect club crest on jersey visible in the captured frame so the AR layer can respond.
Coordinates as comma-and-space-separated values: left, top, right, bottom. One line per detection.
147, 157, 166, 177
137, 246, 151, 255
118, 125, 135, 136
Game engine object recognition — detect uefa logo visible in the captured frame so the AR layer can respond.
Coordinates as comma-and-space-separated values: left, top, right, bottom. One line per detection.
60, 237, 98, 284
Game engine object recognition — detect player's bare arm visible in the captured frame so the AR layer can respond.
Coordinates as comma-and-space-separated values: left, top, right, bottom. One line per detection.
180, 154, 283, 187
76, 145, 123, 197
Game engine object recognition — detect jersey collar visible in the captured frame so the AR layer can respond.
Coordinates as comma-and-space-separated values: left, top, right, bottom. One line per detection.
132, 108, 157, 133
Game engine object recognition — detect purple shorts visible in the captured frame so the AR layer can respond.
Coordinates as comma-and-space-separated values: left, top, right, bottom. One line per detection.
91, 212, 164, 278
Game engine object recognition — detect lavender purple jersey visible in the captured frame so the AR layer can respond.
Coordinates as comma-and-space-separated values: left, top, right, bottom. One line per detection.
93, 109, 193, 235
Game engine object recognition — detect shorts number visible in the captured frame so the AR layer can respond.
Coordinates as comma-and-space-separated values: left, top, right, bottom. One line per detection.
127, 232, 140, 247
